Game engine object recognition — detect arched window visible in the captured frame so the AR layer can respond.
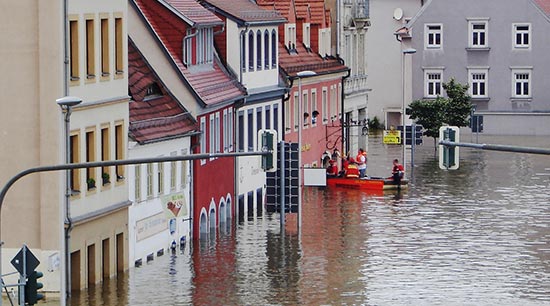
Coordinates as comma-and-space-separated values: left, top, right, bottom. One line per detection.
271, 30, 277, 68
264, 30, 270, 69
241, 33, 246, 71
248, 30, 254, 71
256, 30, 262, 70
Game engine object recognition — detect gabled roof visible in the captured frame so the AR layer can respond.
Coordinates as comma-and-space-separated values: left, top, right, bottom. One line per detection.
533, 0, 550, 17
161, 0, 223, 27
294, 0, 328, 26
201, 0, 286, 25
128, 39, 197, 144
278, 44, 349, 78
132, 0, 246, 108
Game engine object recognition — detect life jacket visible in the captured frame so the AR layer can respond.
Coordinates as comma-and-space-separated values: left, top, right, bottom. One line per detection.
346, 164, 359, 178
356, 152, 367, 165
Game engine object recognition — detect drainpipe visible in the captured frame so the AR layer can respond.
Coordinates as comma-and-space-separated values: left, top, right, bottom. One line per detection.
239, 24, 250, 83
336, 0, 341, 57
63, 0, 70, 303
340, 67, 351, 154
183, 28, 199, 66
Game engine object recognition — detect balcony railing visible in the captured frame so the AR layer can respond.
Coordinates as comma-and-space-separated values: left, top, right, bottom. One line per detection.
344, 74, 369, 94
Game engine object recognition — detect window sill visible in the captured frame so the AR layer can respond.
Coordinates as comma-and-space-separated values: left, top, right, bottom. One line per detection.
471, 97, 490, 102
510, 97, 532, 102
465, 47, 490, 51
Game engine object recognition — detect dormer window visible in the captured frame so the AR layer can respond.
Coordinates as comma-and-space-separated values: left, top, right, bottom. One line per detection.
303, 23, 311, 49
183, 27, 214, 67
285, 24, 296, 52
145, 82, 162, 100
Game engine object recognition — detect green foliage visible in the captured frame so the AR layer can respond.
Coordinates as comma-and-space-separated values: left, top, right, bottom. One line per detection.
368, 116, 383, 130
407, 78, 472, 146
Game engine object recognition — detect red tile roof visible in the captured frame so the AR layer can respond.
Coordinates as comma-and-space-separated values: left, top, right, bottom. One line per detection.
534, 0, 550, 15
278, 44, 348, 78
132, 0, 246, 107
294, 0, 329, 26
163, 0, 223, 26
128, 39, 198, 144
201, 0, 286, 24
256, 0, 293, 20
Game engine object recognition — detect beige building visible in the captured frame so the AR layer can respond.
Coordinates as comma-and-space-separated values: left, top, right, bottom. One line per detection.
0, 0, 129, 298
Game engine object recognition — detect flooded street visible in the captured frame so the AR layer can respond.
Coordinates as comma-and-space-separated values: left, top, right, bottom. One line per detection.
66, 133, 550, 305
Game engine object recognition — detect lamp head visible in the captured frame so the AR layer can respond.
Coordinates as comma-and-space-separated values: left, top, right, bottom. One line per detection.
56, 96, 83, 108
402, 48, 417, 54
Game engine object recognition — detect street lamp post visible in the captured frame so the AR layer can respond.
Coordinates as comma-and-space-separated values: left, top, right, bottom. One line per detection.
401, 48, 416, 174
295, 71, 316, 230
56, 96, 82, 303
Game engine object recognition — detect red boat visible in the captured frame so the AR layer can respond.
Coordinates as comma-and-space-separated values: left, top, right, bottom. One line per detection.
326, 176, 408, 190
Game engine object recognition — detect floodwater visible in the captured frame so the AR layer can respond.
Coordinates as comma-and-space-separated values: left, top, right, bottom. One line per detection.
64, 133, 549, 305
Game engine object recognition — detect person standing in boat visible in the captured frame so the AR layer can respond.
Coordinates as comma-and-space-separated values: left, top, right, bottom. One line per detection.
392, 159, 404, 185
356, 148, 367, 178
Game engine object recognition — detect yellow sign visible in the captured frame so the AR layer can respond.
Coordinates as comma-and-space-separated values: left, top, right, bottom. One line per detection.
383, 130, 401, 144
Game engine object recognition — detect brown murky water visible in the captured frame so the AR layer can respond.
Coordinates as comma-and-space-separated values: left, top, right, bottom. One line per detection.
54, 133, 550, 305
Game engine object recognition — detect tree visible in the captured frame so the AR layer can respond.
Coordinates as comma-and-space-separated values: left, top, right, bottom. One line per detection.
407, 78, 472, 148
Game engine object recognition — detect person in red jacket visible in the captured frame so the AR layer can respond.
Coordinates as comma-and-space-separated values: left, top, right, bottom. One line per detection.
392, 159, 404, 185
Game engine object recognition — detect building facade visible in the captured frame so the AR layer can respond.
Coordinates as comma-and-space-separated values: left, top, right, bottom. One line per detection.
201, 0, 287, 221
400, 0, 550, 135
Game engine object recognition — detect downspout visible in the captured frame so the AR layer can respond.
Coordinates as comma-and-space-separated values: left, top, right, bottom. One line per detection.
239, 24, 250, 83
336, 0, 341, 57
340, 67, 351, 154
183, 27, 200, 66
63, 0, 72, 302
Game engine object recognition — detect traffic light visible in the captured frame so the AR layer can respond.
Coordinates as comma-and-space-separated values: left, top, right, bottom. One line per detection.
25, 270, 44, 305
438, 126, 460, 170
258, 129, 277, 172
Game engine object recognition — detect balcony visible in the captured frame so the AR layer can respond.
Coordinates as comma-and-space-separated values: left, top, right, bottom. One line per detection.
344, 74, 369, 95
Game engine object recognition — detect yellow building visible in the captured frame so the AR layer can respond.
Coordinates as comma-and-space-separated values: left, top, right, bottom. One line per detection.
0, 0, 130, 297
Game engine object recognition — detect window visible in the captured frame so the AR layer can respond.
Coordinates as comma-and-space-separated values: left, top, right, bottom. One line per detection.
285, 24, 296, 50
322, 88, 328, 123
468, 69, 488, 98
223, 109, 228, 152
100, 16, 110, 77
228, 108, 234, 152
157, 161, 164, 194
247, 109, 253, 151
426, 24, 442, 49
265, 105, 271, 129
273, 104, 279, 134
114, 15, 123, 75
248, 31, 254, 71
85, 17, 96, 79
215, 113, 220, 153
196, 28, 214, 66
512, 69, 531, 98
69, 17, 79, 82
302, 91, 309, 128
425, 70, 443, 98
303, 23, 311, 48
271, 30, 277, 68
180, 150, 188, 187
311, 89, 318, 125
256, 107, 263, 132
284, 100, 291, 132
469, 20, 488, 48
238, 111, 245, 150
134, 165, 141, 201
86, 129, 96, 188
514, 24, 530, 49
264, 30, 270, 69
170, 152, 177, 191
256, 30, 262, 70
146, 163, 153, 198
101, 126, 110, 181
241, 33, 246, 71
293, 92, 299, 130
330, 85, 337, 121
200, 117, 206, 164
115, 123, 124, 180
70, 133, 81, 192
209, 115, 215, 155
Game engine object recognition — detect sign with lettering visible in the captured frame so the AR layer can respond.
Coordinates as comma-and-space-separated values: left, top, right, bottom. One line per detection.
136, 212, 168, 241
162, 192, 188, 218
383, 130, 401, 144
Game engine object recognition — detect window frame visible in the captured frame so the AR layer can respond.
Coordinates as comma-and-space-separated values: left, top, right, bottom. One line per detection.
468, 68, 489, 98
468, 19, 489, 48
511, 68, 532, 99
424, 69, 443, 98
425, 24, 442, 49
114, 13, 124, 77
513, 23, 530, 49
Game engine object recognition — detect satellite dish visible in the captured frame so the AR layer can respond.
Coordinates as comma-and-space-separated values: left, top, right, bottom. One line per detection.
393, 8, 404, 20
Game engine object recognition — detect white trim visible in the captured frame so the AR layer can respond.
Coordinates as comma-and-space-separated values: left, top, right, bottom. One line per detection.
468, 19, 488, 48
468, 68, 489, 98
425, 24, 442, 49
513, 23, 531, 49
511, 68, 532, 98
424, 69, 443, 98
